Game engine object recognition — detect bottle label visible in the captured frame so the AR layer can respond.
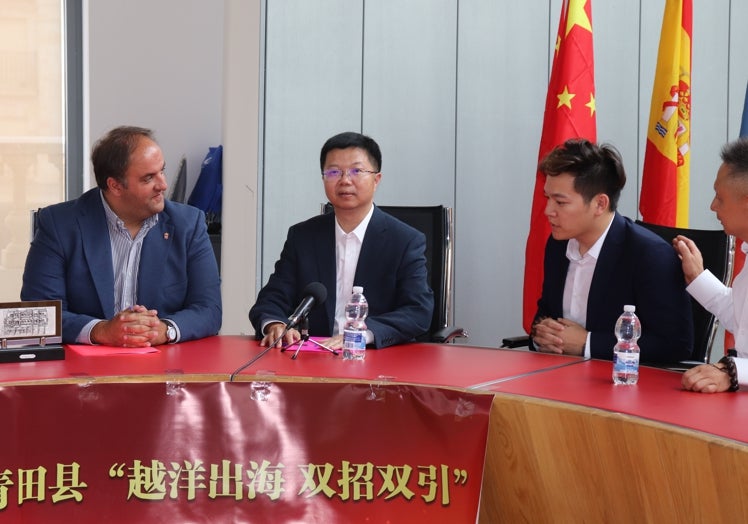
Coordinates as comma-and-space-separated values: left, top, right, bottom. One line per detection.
343, 329, 366, 361
613, 352, 639, 374
343, 330, 366, 350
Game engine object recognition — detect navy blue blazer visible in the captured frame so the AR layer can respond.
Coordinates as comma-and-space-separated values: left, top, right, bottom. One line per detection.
534, 213, 693, 363
248, 206, 434, 348
21, 188, 222, 343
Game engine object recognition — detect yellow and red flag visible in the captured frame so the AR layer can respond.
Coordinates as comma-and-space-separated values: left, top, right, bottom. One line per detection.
639, 0, 692, 227
522, 0, 596, 333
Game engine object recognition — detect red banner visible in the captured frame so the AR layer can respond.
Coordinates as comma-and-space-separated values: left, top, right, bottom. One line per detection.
523, 0, 597, 332
0, 381, 492, 522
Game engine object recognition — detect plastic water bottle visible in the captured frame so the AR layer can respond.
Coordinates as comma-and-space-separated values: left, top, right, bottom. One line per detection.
612, 305, 641, 385
342, 286, 368, 361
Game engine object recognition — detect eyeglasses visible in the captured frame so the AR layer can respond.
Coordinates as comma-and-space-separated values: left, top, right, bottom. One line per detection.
321, 168, 378, 181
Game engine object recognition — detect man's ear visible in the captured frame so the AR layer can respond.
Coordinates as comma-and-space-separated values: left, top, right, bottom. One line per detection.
106, 176, 123, 195
594, 193, 610, 214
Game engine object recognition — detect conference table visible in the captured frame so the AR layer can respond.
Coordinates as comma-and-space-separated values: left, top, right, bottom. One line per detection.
1, 336, 747, 522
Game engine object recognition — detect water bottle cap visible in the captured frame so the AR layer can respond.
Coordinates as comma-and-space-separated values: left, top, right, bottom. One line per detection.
352, 286, 363, 294
623, 305, 635, 312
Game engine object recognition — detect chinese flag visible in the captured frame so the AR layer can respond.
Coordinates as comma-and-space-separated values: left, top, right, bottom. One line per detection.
639, 0, 692, 227
522, 0, 596, 333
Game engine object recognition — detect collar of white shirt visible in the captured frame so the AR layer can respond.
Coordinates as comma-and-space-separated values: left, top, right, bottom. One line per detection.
565, 214, 615, 262
334, 204, 375, 241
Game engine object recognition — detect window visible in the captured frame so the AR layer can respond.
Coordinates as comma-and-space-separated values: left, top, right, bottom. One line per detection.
0, 0, 75, 300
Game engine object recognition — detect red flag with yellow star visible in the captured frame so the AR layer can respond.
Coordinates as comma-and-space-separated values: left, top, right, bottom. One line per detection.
639, 0, 692, 227
522, 0, 596, 333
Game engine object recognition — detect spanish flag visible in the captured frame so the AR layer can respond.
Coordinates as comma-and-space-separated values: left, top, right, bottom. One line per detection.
522, 0, 596, 333
639, 0, 692, 227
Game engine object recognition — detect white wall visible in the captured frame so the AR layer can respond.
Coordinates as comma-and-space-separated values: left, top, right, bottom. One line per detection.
221, 0, 261, 335
85, 0, 225, 196
85, 0, 261, 337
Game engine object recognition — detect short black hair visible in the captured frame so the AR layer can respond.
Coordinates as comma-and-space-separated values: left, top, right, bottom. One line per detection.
720, 137, 748, 178
539, 138, 626, 212
319, 132, 382, 172
91, 126, 155, 190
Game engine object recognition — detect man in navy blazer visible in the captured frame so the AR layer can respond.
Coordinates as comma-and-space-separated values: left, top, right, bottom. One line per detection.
531, 139, 692, 363
249, 132, 433, 349
21, 126, 221, 346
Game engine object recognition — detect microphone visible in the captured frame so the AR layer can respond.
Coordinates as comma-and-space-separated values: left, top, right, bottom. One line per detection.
230, 282, 328, 380
286, 282, 327, 329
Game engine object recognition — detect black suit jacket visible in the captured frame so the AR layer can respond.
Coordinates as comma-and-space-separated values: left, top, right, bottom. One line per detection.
248, 206, 434, 348
534, 213, 693, 363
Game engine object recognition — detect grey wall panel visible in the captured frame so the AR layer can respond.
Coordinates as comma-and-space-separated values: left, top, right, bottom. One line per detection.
689, 0, 730, 229
729, 1, 748, 139
262, 0, 364, 282
88, 0, 224, 196
594, 1, 641, 219
361, 0, 457, 207
455, 0, 551, 346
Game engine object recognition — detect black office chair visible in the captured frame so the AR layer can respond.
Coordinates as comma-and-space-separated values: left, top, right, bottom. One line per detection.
322, 203, 468, 343
31, 208, 40, 240
634, 220, 734, 365
501, 221, 734, 366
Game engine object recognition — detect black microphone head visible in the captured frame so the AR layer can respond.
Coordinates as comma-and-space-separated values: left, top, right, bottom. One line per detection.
303, 282, 327, 305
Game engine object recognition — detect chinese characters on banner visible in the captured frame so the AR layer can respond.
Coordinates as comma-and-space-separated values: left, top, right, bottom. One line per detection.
0, 381, 491, 522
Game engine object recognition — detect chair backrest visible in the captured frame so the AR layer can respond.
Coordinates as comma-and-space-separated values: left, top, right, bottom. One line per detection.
635, 220, 734, 363
31, 208, 41, 240
322, 204, 455, 339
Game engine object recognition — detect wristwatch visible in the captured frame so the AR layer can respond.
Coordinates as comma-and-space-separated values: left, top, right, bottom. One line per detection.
164, 320, 177, 344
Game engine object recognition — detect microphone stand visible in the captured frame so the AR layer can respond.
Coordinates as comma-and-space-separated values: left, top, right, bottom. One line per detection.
229, 316, 338, 381
290, 316, 338, 360
229, 325, 290, 381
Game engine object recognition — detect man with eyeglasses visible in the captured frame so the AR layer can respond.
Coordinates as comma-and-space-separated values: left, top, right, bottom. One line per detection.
249, 131, 434, 350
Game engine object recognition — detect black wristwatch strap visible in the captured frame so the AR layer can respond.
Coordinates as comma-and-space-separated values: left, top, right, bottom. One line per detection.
717, 354, 739, 392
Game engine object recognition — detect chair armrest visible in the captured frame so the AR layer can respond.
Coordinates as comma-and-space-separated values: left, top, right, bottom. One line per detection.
431, 326, 469, 344
500, 335, 530, 349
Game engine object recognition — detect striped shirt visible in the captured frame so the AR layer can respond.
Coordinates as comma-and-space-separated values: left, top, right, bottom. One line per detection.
101, 193, 158, 313
75, 192, 158, 343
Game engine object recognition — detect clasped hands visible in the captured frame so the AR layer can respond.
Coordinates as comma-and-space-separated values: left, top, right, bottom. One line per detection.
261, 322, 343, 350
681, 362, 733, 393
91, 305, 169, 347
532, 317, 587, 356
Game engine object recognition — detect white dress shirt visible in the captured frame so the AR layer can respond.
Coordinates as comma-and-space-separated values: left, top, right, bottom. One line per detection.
334, 205, 374, 343
687, 242, 748, 384
562, 215, 614, 358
